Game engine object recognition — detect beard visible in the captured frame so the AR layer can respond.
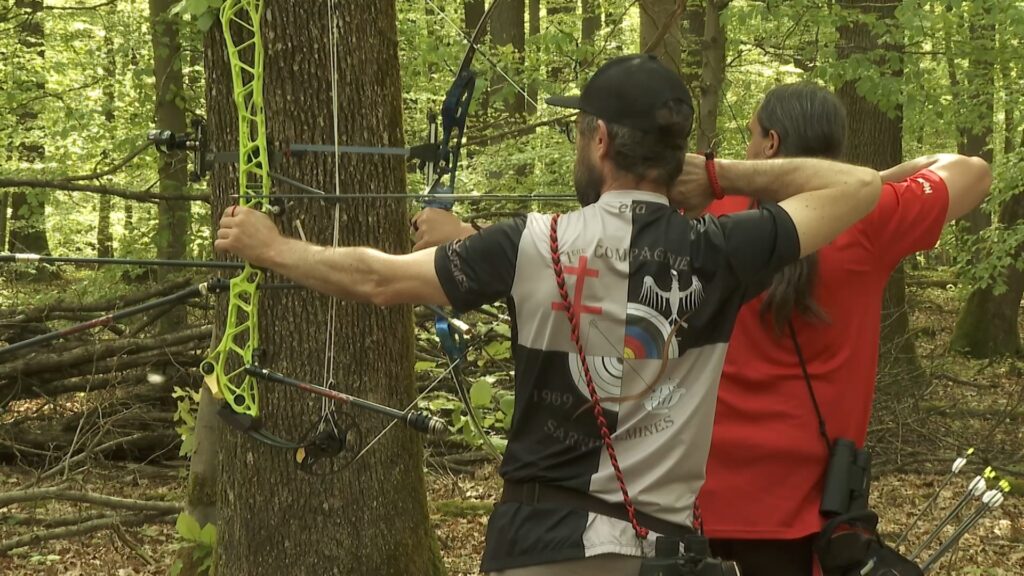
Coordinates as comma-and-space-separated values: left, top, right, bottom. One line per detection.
573, 151, 603, 206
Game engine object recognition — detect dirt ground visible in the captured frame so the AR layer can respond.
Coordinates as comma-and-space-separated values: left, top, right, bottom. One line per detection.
0, 459, 1020, 575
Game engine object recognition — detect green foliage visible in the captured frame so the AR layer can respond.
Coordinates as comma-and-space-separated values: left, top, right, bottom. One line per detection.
172, 0, 224, 32
172, 385, 201, 458
170, 512, 216, 576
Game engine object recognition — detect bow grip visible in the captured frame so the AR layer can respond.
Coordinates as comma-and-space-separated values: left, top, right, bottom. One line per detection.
422, 195, 454, 211
435, 316, 466, 361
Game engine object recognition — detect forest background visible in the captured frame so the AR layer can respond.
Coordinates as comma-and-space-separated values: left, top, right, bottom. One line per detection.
0, 0, 1021, 574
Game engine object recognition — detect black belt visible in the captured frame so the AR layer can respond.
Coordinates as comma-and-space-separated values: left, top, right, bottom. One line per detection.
500, 480, 695, 539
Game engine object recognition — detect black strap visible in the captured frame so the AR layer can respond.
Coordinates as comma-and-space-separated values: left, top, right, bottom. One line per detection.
788, 321, 833, 454
500, 480, 694, 538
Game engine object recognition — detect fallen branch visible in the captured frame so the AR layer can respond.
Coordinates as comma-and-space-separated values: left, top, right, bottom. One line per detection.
935, 372, 994, 389
36, 432, 152, 483
3, 510, 108, 529
113, 523, 155, 565
1, 350, 203, 408
0, 511, 176, 554
1, 277, 195, 323
0, 326, 210, 379
0, 487, 182, 513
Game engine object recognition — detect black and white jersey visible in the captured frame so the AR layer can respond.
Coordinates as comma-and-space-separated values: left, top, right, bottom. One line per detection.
434, 190, 799, 572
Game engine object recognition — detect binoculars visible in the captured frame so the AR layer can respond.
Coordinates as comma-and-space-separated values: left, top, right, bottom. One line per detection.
820, 438, 872, 517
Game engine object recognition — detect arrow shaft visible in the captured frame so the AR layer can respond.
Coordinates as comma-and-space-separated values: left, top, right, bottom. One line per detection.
1, 253, 243, 270
910, 491, 977, 560
920, 504, 992, 572
244, 366, 447, 436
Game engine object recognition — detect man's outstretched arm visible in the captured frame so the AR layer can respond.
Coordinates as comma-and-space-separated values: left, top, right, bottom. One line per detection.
879, 154, 992, 222
676, 155, 882, 257
215, 207, 449, 307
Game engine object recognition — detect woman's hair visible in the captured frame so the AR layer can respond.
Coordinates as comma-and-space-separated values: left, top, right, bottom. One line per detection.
756, 82, 847, 333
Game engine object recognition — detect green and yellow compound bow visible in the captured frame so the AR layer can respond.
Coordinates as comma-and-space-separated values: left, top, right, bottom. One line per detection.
200, 0, 503, 470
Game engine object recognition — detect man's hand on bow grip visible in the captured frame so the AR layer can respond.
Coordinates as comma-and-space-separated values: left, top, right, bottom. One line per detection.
411, 208, 477, 250
670, 153, 717, 216
215, 206, 285, 267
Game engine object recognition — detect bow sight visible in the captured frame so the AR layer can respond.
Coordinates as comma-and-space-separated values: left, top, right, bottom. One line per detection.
146, 114, 443, 187
146, 117, 210, 182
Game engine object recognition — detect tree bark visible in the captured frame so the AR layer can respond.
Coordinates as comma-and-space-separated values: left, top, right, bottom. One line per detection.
836, 0, 924, 388
581, 0, 601, 42
948, 5, 1021, 357
528, 0, 540, 114
9, 0, 51, 262
546, 0, 575, 89
148, 0, 191, 295
696, 0, 726, 153
640, 0, 682, 70
97, 33, 117, 259
205, 3, 441, 574
492, 0, 526, 116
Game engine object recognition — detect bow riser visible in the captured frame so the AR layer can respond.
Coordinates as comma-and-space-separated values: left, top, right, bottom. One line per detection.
203, 0, 271, 418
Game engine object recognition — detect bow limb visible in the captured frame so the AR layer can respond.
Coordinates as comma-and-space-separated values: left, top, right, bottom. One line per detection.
422, 0, 504, 461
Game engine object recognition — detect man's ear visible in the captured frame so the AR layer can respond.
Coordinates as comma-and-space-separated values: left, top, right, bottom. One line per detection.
595, 119, 610, 159
764, 129, 781, 159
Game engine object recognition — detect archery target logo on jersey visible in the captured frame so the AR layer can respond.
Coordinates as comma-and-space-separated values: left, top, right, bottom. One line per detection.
624, 302, 678, 360
567, 302, 679, 412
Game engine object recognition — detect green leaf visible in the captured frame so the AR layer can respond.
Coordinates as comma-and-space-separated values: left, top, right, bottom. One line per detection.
499, 395, 515, 419
196, 11, 217, 32
176, 512, 202, 541
178, 433, 196, 458
470, 379, 493, 407
414, 360, 437, 371
199, 522, 217, 547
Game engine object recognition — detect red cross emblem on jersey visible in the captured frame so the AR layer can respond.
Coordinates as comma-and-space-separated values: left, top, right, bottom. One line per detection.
551, 255, 604, 318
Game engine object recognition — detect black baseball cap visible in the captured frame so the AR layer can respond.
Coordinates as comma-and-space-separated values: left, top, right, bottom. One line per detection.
546, 54, 693, 134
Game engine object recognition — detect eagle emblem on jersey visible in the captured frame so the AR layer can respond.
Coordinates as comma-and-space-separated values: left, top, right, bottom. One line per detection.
639, 269, 704, 326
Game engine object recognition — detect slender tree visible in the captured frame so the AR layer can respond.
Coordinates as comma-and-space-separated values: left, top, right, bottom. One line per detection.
8, 0, 51, 261
835, 0, 925, 387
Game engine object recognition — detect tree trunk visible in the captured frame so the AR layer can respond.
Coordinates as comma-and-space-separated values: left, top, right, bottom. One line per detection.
491, 0, 526, 116
97, 34, 117, 259
528, 0, 540, 114
149, 0, 191, 268
465, 0, 485, 31
205, 2, 441, 574
9, 0, 50, 262
640, 0, 682, 70
121, 199, 135, 254
680, 0, 704, 98
949, 6, 994, 238
581, 0, 601, 42
836, 0, 924, 388
545, 0, 575, 90
0, 192, 8, 250
947, 5, 1021, 357
696, 0, 726, 153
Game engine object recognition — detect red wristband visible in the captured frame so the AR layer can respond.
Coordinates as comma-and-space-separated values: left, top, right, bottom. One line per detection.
704, 151, 724, 200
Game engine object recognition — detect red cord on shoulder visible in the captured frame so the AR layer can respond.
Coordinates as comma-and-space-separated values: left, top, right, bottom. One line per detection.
704, 151, 724, 200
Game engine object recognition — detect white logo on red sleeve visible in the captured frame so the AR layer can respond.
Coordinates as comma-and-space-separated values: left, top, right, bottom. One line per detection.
914, 177, 934, 195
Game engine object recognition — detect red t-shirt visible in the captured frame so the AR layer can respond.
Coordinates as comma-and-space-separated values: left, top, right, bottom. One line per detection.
700, 170, 950, 540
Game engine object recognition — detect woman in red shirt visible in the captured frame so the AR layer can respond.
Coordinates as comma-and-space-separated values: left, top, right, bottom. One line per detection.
701, 83, 991, 575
